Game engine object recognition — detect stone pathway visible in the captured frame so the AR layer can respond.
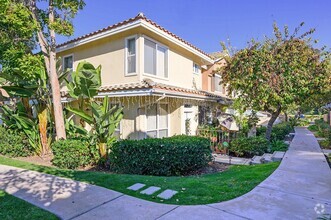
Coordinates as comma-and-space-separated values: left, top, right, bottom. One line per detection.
0, 127, 330, 219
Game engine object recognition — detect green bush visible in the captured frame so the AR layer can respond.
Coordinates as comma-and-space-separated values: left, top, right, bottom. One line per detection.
51, 139, 94, 169
308, 124, 318, 132
109, 135, 212, 176
256, 126, 267, 136
270, 122, 293, 141
0, 126, 32, 157
256, 122, 293, 141
230, 136, 269, 157
270, 140, 288, 152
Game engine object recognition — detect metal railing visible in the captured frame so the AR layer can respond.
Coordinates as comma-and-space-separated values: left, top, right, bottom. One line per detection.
196, 128, 238, 153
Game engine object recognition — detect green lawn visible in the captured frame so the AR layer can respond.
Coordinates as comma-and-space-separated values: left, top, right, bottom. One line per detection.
0, 156, 279, 205
0, 190, 58, 220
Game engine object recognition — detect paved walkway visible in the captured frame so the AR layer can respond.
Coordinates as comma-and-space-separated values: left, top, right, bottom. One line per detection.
0, 127, 330, 219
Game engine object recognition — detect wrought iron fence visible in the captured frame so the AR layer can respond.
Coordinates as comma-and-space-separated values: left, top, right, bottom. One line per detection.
196, 128, 238, 154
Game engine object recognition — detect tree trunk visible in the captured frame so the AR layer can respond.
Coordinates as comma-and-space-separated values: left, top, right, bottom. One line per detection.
265, 106, 282, 141
38, 106, 48, 156
28, 0, 66, 140
284, 113, 288, 122
48, 1, 66, 140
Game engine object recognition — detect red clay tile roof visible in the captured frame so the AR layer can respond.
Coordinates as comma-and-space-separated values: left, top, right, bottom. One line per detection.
61, 78, 230, 101
57, 13, 212, 59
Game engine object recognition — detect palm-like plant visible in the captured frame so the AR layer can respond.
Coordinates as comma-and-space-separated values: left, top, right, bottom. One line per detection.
0, 58, 69, 156
66, 61, 123, 158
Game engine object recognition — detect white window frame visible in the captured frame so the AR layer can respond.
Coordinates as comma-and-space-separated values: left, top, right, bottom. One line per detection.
145, 102, 170, 138
193, 63, 200, 75
125, 35, 138, 76
143, 36, 169, 80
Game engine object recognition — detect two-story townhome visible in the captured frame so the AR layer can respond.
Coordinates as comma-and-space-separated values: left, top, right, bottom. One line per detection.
58, 13, 230, 139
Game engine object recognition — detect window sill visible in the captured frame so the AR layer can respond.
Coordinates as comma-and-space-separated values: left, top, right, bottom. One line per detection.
143, 73, 169, 81
125, 73, 138, 76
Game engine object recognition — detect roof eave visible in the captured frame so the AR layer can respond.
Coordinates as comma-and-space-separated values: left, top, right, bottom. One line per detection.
56, 19, 214, 64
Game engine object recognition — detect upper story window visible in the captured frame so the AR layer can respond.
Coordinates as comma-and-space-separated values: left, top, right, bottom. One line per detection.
144, 38, 168, 78
214, 74, 225, 93
193, 63, 200, 74
126, 37, 136, 75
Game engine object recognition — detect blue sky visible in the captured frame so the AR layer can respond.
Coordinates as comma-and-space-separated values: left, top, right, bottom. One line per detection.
57, 0, 331, 53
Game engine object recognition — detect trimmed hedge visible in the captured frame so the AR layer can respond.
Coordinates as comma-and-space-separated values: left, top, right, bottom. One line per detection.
0, 126, 32, 157
109, 135, 212, 176
230, 136, 269, 157
51, 139, 94, 169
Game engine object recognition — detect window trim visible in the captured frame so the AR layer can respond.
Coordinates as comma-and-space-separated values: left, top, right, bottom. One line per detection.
193, 63, 200, 75
125, 35, 138, 76
145, 102, 170, 138
62, 54, 74, 72
143, 36, 169, 80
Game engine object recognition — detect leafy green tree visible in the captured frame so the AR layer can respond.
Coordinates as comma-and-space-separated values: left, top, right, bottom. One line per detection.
221, 23, 331, 140
0, 0, 85, 139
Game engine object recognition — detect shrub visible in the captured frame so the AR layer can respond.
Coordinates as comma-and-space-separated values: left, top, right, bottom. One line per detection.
0, 126, 32, 157
270, 122, 293, 141
109, 135, 212, 176
256, 122, 293, 141
308, 124, 318, 132
230, 136, 269, 157
270, 140, 288, 152
51, 139, 94, 169
256, 126, 267, 136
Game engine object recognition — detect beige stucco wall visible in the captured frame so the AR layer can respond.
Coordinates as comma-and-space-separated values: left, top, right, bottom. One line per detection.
57, 26, 206, 91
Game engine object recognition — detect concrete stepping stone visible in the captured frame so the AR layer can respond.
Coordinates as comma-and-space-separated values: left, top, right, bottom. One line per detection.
250, 155, 262, 164
140, 186, 161, 195
272, 151, 285, 162
261, 153, 273, 163
157, 189, 178, 199
127, 183, 146, 191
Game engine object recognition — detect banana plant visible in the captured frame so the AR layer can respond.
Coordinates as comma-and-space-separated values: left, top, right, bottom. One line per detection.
1, 103, 42, 155
65, 61, 123, 159
0, 58, 70, 156
67, 96, 123, 158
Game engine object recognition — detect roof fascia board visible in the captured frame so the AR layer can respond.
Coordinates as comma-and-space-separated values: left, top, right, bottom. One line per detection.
56, 20, 141, 53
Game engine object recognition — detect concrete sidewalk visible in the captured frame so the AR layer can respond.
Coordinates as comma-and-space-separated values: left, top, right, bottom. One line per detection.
0, 127, 330, 219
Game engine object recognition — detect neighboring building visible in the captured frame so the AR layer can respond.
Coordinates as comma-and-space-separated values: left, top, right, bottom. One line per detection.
57, 13, 231, 139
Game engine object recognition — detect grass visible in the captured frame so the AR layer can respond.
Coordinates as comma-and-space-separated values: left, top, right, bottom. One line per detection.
0, 190, 59, 220
0, 156, 279, 205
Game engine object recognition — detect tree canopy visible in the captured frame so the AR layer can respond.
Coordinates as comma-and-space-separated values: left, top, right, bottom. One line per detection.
221, 23, 331, 140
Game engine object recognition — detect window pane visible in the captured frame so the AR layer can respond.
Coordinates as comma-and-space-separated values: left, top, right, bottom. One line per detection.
159, 104, 168, 129
215, 76, 222, 92
127, 38, 136, 55
157, 46, 167, 78
159, 129, 168, 138
144, 39, 156, 75
146, 104, 157, 130
147, 130, 157, 138
127, 56, 136, 73
64, 56, 73, 70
